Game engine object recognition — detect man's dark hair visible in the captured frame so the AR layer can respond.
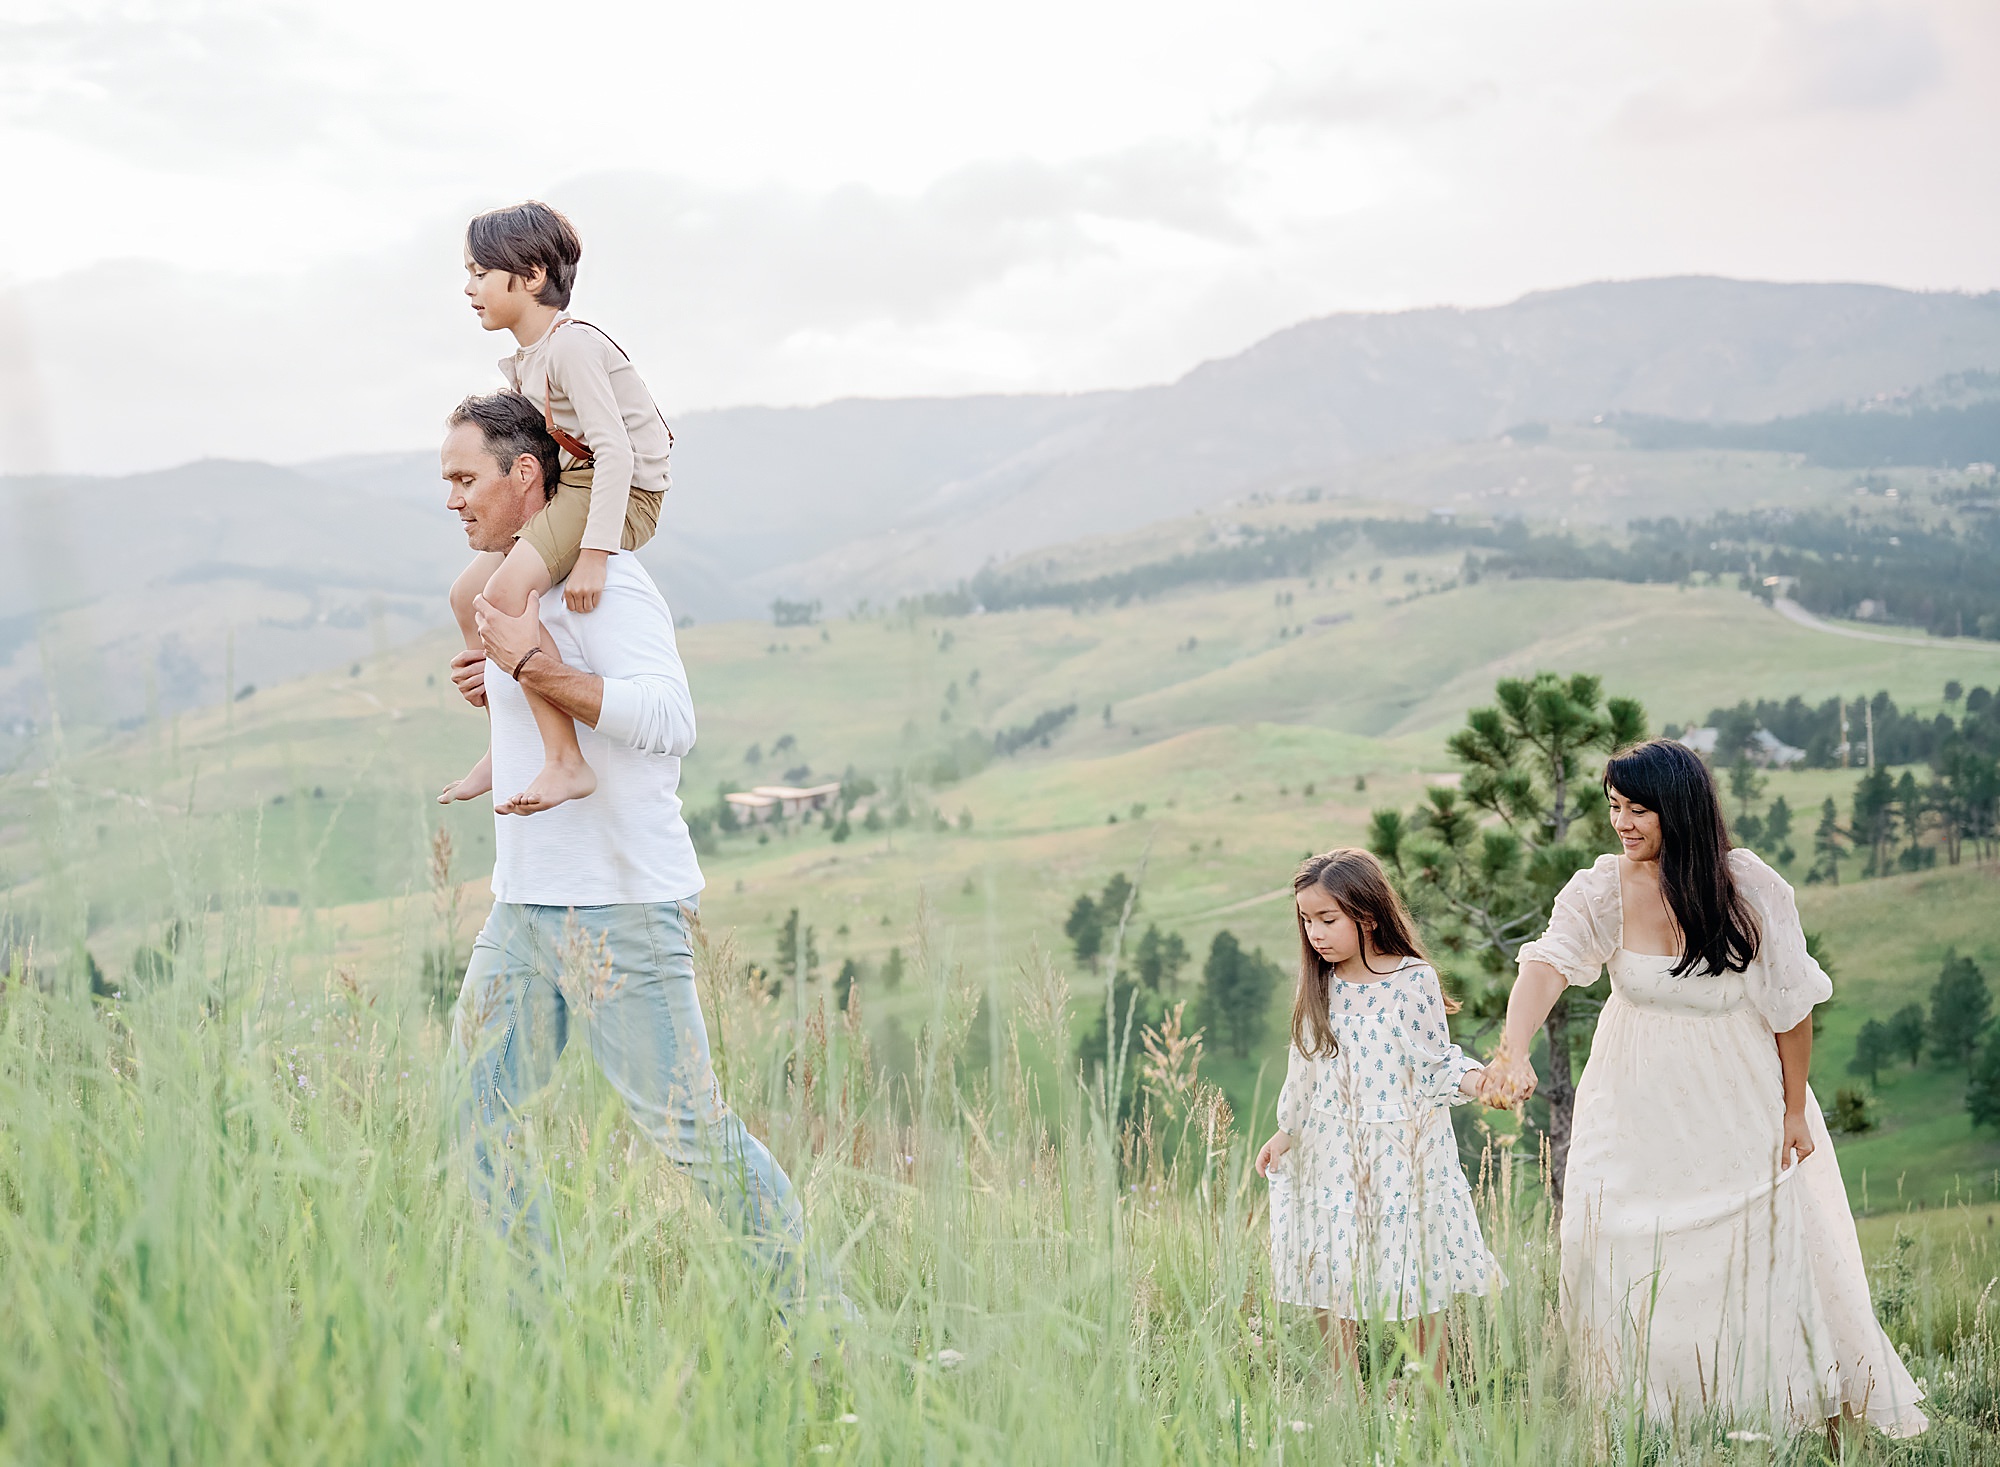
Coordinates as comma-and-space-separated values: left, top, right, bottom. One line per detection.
447, 392, 561, 499
466, 200, 582, 308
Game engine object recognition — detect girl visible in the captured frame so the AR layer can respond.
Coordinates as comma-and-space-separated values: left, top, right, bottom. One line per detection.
1256, 848, 1500, 1383
1487, 739, 1926, 1437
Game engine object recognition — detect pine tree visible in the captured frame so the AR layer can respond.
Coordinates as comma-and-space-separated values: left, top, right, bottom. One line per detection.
1369, 669, 1646, 1209
1064, 896, 1103, 965
834, 957, 862, 1012
1848, 1018, 1891, 1087
1199, 930, 1281, 1058
1810, 797, 1846, 885
1969, 1029, 2000, 1129
1728, 756, 1767, 825
1894, 770, 1926, 869
772, 909, 819, 997
1852, 766, 1897, 876
1135, 925, 1190, 990
1763, 795, 1795, 865
1888, 1002, 1927, 1066
1928, 951, 1992, 1070
881, 946, 905, 992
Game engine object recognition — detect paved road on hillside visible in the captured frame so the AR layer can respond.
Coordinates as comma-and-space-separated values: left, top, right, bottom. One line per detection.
1773, 598, 1999, 654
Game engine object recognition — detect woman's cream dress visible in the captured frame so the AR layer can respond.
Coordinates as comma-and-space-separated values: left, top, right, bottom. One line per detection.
1519, 849, 1926, 1436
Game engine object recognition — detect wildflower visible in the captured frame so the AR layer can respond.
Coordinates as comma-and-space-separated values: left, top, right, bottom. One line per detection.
1289, 1420, 1310, 1433
811, 1446, 834, 1455
1725, 1430, 1771, 1443
838, 1414, 859, 1424
935, 1348, 965, 1369
1402, 1361, 1423, 1376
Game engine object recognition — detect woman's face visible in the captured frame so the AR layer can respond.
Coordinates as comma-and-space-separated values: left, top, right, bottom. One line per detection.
1607, 784, 1664, 863
1298, 886, 1366, 966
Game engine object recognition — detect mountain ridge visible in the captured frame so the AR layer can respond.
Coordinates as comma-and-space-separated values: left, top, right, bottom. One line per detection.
7, 276, 2000, 729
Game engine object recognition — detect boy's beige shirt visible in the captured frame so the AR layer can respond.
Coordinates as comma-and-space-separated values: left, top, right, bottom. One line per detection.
500, 315, 672, 555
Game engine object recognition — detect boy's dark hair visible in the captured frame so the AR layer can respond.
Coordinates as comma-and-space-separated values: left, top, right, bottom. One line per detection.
466, 200, 582, 309
447, 392, 561, 499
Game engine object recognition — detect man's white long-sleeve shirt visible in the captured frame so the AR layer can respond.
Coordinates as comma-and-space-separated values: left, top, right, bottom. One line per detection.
486, 554, 704, 907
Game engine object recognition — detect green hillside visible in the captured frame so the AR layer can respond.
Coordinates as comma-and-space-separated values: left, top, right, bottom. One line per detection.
7, 532, 2000, 1210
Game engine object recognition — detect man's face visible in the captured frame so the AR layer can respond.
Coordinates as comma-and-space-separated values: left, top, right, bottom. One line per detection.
442, 422, 541, 552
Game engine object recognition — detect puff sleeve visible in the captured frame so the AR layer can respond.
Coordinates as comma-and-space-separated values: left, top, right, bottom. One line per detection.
1516, 857, 1620, 988
1276, 1046, 1309, 1136
1731, 849, 1832, 1033
1399, 966, 1482, 1108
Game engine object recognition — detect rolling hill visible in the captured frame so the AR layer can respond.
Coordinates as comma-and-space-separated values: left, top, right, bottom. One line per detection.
8, 276, 2000, 739
8, 492, 2000, 1205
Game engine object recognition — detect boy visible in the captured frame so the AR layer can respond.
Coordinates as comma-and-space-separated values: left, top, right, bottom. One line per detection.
438, 200, 674, 815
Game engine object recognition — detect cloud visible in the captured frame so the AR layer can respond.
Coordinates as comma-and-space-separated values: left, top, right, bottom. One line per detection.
1775, 2, 1945, 113
558, 146, 1252, 343
1615, 1, 1946, 141
1236, 62, 1495, 132
2, 147, 1262, 473
0, 0, 444, 167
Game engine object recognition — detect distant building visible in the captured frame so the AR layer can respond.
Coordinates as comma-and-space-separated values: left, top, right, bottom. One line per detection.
1678, 727, 1720, 757
725, 782, 842, 824
1749, 728, 1806, 767
1676, 726, 1805, 767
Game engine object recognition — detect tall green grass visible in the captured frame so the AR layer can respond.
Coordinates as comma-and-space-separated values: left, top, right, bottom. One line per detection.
3, 876, 1998, 1464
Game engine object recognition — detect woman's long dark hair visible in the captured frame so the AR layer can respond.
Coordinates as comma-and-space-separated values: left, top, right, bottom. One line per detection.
1602, 739, 1760, 977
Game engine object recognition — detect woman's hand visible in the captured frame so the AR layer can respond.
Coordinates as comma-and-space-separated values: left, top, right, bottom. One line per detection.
1781, 1110, 1815, 1169
1255, 1132, 1293, 1178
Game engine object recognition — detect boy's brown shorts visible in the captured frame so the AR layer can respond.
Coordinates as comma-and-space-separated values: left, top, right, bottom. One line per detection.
517, 463, 663, 585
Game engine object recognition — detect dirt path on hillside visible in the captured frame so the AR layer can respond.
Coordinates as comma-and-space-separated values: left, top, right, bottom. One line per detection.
1773, 598, 1998, 654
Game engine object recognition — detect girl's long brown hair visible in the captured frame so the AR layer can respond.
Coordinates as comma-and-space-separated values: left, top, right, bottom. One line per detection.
1290, 848, 1448, 1059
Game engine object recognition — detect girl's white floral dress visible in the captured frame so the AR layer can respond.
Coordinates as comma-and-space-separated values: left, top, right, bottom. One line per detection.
1267, 958, 1500, 1320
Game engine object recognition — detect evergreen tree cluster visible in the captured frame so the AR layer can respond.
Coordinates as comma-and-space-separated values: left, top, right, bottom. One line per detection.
1694, 686, 2000, 771
1062, 872, 1267, 1093
1680, 683, 2000, 883
911, 494, 2000, 645
1849, 950, 2000, 1131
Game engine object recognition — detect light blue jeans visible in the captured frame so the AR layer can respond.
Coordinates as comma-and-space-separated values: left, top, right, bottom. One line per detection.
450, 898, 802, 1292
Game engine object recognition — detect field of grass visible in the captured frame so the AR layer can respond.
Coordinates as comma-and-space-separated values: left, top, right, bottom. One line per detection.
4, 898, 1999, 1463
6, 541, 2000, 1456
6, 554, 2000, 1189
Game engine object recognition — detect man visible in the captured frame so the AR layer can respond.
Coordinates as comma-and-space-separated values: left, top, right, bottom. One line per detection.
437, 389, 801, 1289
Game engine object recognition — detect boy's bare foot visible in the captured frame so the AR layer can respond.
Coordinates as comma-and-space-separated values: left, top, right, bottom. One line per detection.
438, 751, 494, 804
497, 756, 596, 816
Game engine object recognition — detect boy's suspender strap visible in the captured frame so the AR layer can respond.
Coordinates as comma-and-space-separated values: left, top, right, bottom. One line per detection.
539, 319, 675, 463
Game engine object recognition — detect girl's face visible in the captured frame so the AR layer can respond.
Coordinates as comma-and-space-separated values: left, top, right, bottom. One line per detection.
1607, 785, 1664, 863
1297, 886, 1367, 966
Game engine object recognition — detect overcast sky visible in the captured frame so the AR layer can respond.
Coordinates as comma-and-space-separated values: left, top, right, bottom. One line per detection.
3, 0, 1998, 474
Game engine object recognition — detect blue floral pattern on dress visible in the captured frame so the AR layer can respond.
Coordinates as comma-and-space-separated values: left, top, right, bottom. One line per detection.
1267, 959, 1501, 1320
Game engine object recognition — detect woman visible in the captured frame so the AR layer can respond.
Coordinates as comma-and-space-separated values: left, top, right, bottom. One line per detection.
1486, 739, 1925, 1437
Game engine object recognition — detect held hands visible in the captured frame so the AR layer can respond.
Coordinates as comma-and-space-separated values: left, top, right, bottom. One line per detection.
1474, 1049, 1539, 1111
1255, 1132, 1293, 1178
1781, 1110, 1816, 1169
564, 549, 610, 614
